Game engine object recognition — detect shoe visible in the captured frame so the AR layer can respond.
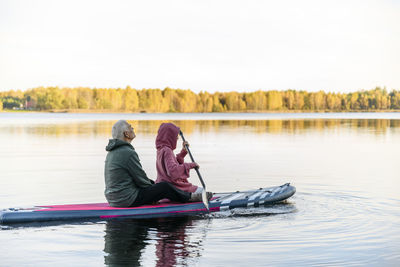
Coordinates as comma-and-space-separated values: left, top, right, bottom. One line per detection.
189, 192, 213, 202
189, 193, 202, 202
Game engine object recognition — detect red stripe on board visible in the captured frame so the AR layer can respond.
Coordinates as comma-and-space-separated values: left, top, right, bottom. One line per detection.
36, 201, 205, 212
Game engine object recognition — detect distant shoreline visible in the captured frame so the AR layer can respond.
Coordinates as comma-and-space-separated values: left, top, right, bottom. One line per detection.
1, 87, 399, 113
1, 109, 400, 114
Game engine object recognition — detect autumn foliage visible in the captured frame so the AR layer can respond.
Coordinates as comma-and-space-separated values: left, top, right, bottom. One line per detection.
1, 86, 399, 112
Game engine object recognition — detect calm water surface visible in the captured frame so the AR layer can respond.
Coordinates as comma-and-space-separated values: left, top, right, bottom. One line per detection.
0, 113, 399, 266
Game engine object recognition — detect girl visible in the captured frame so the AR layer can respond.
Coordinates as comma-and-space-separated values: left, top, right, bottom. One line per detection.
155, 123, 203, 194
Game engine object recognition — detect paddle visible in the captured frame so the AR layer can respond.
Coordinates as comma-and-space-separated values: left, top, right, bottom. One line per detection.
179, 131, 210, 211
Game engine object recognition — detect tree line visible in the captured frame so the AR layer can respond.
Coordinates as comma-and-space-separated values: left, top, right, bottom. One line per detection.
1, 86, 399, 112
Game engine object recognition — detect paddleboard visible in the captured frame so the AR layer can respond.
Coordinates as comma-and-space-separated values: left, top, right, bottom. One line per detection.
0, 183, 295, 224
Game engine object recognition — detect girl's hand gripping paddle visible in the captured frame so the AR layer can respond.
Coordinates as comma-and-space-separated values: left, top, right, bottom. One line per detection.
179, 131, 209, 211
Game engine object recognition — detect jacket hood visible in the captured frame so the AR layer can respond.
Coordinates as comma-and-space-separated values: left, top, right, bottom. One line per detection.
155, 123, 180, 150
106, 139, 133, 151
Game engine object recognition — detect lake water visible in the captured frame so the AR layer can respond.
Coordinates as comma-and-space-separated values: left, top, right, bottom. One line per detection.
0, 112, 399, 266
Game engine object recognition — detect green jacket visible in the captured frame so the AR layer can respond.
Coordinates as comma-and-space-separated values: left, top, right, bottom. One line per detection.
104, 139, 153, 207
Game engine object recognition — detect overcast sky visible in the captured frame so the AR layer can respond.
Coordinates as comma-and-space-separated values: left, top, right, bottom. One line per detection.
0, 0, 399, 93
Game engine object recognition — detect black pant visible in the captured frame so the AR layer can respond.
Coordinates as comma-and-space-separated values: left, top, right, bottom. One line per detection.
132, 182, 191, 206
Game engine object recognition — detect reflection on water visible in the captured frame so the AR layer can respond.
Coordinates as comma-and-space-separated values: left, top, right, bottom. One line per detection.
103, 204, 296, 267
1, 119, 400, 136
104, 219, 149, 266
1, 113, 400, 266
104, 217, 204, 267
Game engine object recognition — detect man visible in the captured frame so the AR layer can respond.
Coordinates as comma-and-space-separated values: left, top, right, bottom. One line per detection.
104, 120, 203, 207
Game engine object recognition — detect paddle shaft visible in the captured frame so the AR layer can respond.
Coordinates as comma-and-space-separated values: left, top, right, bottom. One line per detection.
179, 131, 206, 189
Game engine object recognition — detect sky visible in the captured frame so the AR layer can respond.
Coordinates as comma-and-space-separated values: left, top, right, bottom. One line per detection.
0, 0, 399, 93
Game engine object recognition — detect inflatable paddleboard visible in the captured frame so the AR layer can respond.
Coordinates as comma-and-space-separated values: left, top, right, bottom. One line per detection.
0, 183, 295, 224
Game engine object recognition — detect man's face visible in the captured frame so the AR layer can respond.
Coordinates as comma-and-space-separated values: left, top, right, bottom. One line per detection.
125, 124, 136, 141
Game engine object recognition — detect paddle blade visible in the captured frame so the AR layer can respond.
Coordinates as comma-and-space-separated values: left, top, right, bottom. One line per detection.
202, 189, 210, 211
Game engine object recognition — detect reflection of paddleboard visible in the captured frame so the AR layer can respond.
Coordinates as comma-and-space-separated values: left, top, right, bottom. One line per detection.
0, 183, 295, 224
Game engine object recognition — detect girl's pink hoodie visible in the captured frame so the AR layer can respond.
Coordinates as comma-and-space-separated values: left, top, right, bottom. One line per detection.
155, 123, 198, 193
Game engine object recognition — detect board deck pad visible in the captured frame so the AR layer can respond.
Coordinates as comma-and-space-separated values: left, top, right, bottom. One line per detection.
0, 183, 295, 224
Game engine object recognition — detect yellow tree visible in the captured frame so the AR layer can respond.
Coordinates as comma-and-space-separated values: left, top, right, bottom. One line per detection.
111, 89, 123, 110
212, 93, 225, 112
238, 93, 247, 111
358, 92, 369, 110
198, 91, 213, 112
283, 90, 295, 110
178, 89, 197, 112
312, 91, 326, 110
372, 87, 390, 110
267, 91, 282, 110
294, 91, 305, 110
77, 87, 92, 109
390, 90, 400, 109
225, 92, 246, 111
139, 89, 168, 112
326, 93, 341, 110
303, 92, 312, 110
61, 88, 78, 109
349, 92, 359, 110
122, 86, 139, 112
93, 88, 112, 109
163, 87, 179, 112
39, 87, 64, 109
245, 91, 267, 111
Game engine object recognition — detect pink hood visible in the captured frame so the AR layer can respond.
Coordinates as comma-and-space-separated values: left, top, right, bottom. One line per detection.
156, 123, 180, 150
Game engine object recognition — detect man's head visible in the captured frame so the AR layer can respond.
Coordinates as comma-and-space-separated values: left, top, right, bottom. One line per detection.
112, 120, 136, 143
